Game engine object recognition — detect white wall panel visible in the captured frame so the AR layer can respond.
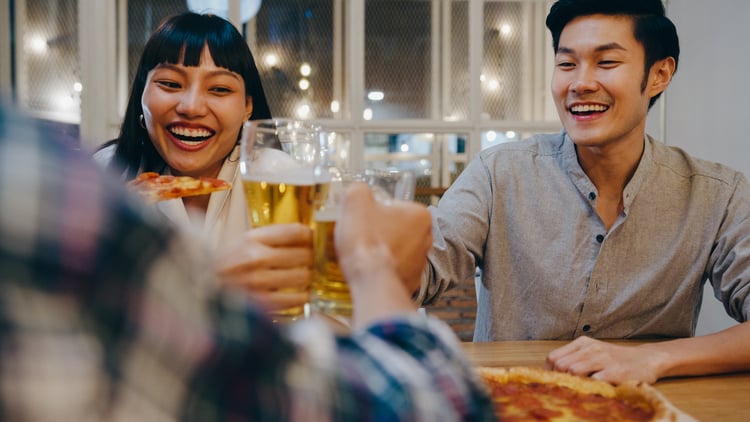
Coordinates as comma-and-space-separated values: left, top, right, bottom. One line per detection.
666, 0, 749, 335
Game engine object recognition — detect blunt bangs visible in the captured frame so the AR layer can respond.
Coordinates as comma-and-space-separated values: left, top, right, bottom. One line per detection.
140, 13, 255, 96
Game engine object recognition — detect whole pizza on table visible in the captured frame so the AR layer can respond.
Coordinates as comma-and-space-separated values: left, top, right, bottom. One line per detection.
127, 172, 231, 202
478, 366, 696, 421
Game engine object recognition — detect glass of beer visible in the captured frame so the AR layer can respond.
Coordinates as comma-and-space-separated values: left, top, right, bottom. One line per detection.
311, 168, 416, 321
240, 119, 330, 323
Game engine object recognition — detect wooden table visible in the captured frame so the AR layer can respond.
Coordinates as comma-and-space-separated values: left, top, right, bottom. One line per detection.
463, 341, 750, 422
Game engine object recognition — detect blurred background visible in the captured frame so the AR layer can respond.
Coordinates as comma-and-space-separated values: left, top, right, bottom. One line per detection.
0, 0, 563, 208
1, 0, 746, 340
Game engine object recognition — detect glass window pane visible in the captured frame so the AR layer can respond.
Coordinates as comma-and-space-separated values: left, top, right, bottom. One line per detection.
20, 0, 79, 122
482, 1, 524, 120
481, 129, 522, 149
253, 0, 334, 119
364, 131, 468, 205
126, 0, 188, 85
365, 0, 431, 120
447, 0, 470, 122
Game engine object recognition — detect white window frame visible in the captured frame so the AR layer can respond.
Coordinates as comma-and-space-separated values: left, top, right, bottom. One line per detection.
3, 0, 570, 161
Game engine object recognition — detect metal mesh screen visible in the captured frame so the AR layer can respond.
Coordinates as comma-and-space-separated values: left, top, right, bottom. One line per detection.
447, 0, 470, 121
126, 0, 189, 86
252, 0, 334, 119
365, 0, 432, 120
20, 0, 79, 119
482, 1, 524, 120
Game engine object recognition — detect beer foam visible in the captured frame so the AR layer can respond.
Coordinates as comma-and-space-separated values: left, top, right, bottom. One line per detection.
315, 207, 339, 222
244, 148, 314, 185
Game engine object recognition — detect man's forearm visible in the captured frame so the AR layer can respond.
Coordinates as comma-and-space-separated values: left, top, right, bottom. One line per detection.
641, 320, 750, 379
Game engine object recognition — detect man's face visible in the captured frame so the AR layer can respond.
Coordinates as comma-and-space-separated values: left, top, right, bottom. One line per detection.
551, 14, 653, 150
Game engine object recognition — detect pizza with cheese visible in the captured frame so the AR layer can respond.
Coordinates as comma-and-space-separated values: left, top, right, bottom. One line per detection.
478, 367, 693, 421
127, 172, 231, 202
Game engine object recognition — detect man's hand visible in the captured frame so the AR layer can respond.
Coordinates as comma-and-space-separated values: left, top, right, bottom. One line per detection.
545, 336, 669, 384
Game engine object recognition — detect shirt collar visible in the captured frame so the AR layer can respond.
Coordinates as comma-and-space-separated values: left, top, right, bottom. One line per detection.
560, 131, 655, 213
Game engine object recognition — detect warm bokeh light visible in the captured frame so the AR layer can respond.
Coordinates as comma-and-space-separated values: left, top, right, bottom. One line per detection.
500, 23, 512, 36
29, 36, 47, 54
300, 62, 311, 76
295, 103, 311, 119
264, 53, 278, 67
367, 91, 384, 101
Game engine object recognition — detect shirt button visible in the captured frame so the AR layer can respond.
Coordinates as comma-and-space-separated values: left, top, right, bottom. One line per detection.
588, 192, 596, 200
582, 324, 591, 332
595, 234, 604, 243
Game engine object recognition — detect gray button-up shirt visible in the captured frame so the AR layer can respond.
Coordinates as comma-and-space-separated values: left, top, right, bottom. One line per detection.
420, 131, 750, 342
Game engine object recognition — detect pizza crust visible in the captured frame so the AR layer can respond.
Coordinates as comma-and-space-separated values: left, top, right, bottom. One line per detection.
127, 172, 232, 202
478, 367, 695, 422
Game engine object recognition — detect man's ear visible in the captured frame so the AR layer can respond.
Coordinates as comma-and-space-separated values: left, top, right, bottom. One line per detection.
647, 57, 676, 98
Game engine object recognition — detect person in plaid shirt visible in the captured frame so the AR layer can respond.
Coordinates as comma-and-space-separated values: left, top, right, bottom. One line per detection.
0, 103, 495, 421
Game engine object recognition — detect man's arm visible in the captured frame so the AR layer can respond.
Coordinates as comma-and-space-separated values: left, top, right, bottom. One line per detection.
411, 156, 495, 305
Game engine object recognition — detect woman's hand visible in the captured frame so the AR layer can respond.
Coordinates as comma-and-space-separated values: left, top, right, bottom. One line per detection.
215, 223, 313, 311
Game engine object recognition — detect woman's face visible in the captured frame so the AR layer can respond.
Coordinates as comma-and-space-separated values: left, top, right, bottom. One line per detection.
141, 46, 252, 178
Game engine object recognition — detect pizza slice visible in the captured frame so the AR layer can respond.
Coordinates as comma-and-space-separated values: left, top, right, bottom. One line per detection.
127, 172, 232, 202
478, 366, 693, 421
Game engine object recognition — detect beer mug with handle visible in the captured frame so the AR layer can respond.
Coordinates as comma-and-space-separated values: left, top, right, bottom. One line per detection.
240, 119, 330, 323
311, 168, 416, 322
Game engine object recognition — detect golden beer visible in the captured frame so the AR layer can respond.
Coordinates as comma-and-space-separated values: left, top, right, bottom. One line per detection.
243, 179, 319, 226
311, 216, 352, 317
243, 179, 329, 321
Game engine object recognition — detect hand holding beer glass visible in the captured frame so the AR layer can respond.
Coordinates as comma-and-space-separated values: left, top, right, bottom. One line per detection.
240, 119, 329, 323
311, 169, 416, 321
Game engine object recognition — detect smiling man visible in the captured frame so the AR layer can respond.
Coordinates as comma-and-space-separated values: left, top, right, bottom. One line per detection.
416, 0, 750, 384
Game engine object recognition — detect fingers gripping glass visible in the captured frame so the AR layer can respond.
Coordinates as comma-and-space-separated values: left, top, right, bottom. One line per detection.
240, 119, 330, 323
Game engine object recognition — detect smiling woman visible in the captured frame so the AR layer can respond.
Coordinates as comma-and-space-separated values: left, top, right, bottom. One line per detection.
95, 12, 270, 185
95, 12, 271, 234
92, 13, 318, 315
141, 53, 251, 180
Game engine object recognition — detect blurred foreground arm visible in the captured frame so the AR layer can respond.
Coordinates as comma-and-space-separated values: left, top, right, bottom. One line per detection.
335, 183, 431, 327
0, 104, 494, 421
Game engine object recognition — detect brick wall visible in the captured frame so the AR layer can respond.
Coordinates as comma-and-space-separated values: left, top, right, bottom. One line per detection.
424, 281, 477, 342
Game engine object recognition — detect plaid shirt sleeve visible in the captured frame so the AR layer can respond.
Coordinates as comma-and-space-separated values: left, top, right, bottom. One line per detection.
0, 106, 495, 421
